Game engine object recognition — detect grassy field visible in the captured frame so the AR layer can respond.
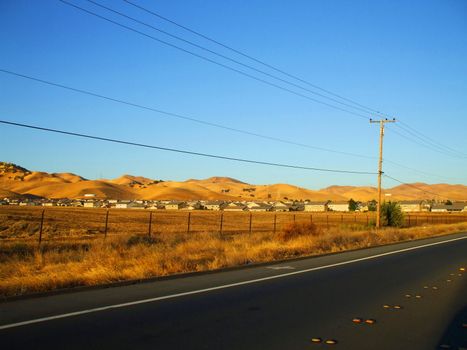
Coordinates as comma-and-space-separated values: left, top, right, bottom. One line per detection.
1, 206, 466, 242
0, 206, 466, 298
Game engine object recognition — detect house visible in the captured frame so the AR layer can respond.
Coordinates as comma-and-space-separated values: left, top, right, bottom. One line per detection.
248, 203, 272, 212
165, 201, 187, 210
432, 202, 466, 212
115, 201, 145, 209
19, 201, 38, 206
224, 202, 246, 212
272, 202, 290, 212
83, 201, 99, 208
246, 202, 261, 209
304, 201, 328, 212
399, 200, 422, 212
203, 201, 225, 211
328, 201, 350, 212
42, 201, 57, 207
449, 202, 467, 212
180, 201, 203, 210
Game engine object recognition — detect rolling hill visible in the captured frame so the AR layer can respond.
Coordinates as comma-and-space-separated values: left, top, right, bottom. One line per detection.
1, 162, 466, 201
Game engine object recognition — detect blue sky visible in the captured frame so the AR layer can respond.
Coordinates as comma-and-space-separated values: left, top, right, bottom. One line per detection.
1, 0, 466, 189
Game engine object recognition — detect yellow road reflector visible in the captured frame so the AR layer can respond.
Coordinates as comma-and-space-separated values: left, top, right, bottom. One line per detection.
432, 286, 438, 290
383, 304, 391, 309
423, 286, 429, 289
311, 337, 322, 343
325, 339, 338, 345
352, 318, 363, 324
450, 273, 455, 276
393, 305, 402, 309
458, 274, 463, 277
446, 279, 451, 282
460, 267, 465, 272
405, 294, 412, 298
415, 295, 422, 299
365, 319, 376, 325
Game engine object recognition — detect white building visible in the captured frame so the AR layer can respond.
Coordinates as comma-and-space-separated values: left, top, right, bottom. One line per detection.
328, 202, 349, 212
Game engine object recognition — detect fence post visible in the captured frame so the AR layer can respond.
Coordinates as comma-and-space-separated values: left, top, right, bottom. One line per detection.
366, 214, 369, 226
415, 215, 418, 226
293, 214, 296, 223
326, 215, 329, 229
354, 214, 357, 223
219, 212, 224, 235
249, 213, 253, 234
104, 209, 109, 238
310, 214, 313, 223
273, 214, 277, 234
148, 211, 153, 237
187, 212, 191, 234
38, 209, 45, 246
408, 215, 411, 227
341, 214, 343, 224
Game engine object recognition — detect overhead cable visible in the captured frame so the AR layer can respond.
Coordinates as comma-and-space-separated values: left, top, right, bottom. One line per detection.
59, 0, 370, 120
0, 68, 373, 159
124, 0, 391, 118
0, 119, 378, 175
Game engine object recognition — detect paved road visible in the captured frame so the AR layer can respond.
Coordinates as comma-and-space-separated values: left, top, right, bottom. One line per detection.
1, 233, 466, 349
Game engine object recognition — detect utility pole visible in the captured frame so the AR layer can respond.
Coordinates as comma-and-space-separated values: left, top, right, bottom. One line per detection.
370, 118, 396, 229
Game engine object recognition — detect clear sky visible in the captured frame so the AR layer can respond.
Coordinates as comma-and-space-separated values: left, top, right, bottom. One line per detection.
1, 0, 466, 190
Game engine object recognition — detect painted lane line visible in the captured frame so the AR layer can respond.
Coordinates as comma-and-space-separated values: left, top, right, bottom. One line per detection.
266, 266, 295, 270
1, 235, 466, 331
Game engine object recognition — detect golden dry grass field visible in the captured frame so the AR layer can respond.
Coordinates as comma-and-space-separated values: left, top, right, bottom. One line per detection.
0, 206, 466, 298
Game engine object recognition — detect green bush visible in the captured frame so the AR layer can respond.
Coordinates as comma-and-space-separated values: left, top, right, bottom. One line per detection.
381, 201, 404, 227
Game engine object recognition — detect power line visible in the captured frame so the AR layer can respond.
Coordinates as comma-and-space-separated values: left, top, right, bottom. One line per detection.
398, 120, 467, 158
0, 68, 373, 159
383, 159, 464, 182
395, 123, 465, 158
124, 0, 391, 118
386, 126, 466, 160
58, 0, 370, 120
3, 68, 461, 184
83, 0, 375, 117
0, 119, 378, 175
383, 174, 450, 200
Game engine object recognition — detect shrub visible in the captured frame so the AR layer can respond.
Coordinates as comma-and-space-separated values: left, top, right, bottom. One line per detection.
277, 222, 320, 241
127, 235, 161, 247
381, 201, 404, 227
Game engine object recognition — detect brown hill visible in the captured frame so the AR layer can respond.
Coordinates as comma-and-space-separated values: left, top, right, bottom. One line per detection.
187, 176, 247, 185
53, 173, 86, 183
140, 181, 237, 201
1, 162, 466, 201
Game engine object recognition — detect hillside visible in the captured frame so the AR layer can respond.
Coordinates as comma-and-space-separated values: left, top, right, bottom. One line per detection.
1, 162, 466, 201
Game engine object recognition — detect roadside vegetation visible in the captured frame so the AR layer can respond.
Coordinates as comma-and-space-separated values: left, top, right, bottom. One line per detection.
1, 220, 466, 298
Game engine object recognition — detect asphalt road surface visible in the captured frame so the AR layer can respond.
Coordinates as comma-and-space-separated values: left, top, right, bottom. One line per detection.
1, 233, 466, 349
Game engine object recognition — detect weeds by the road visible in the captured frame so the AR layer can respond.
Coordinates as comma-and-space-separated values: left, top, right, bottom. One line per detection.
0, 222, 466, 297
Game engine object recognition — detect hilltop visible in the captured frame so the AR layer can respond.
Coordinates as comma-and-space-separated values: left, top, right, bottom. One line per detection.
0, 162, 466, 201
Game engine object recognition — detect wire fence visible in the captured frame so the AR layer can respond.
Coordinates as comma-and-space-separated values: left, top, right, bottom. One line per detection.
1, 206, 466, 245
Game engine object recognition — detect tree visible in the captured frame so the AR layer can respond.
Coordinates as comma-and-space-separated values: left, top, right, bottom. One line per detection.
381, 201, 404, 227
445, 200, 452, 205
348, 198, 358, 212
368, 199, 377, 212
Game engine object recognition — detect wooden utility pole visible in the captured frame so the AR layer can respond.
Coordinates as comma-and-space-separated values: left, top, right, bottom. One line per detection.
370, 118, 396, 228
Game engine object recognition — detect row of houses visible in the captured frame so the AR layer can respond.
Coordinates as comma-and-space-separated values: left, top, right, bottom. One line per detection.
2, 198, 467, 213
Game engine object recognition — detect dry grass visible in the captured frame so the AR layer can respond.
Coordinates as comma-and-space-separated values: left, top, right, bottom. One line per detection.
0, 219, 466, 298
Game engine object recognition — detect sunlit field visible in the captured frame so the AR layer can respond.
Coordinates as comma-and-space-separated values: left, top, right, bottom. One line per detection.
1, 206, 466, 298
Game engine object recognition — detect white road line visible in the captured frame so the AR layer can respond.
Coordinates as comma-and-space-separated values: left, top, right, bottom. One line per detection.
267, 266, 295, 270
1, 235, 466, 330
